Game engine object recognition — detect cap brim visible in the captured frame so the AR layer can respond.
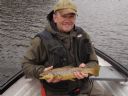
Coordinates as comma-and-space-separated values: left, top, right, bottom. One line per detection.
58, 8, 77, 15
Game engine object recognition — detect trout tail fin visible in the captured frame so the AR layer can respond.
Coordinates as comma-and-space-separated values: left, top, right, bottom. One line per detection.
85, 65, 100, 76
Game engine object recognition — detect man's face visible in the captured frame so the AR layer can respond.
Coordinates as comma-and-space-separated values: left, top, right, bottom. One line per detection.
53, 10, 76, 32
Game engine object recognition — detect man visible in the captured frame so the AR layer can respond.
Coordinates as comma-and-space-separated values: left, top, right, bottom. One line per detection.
22, 0, 100, 96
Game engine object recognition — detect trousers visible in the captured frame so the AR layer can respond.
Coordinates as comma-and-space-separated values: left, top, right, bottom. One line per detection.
41, 81, 113, 96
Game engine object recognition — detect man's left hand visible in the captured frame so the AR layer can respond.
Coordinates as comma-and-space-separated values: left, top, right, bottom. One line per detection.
74, 63, 89, 79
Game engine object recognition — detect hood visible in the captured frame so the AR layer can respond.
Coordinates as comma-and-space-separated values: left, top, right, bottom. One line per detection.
46, 11, 58, 34
47, 11, 54, 23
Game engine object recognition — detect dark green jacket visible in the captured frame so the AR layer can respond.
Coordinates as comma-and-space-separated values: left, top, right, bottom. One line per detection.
22, 11, 99, 95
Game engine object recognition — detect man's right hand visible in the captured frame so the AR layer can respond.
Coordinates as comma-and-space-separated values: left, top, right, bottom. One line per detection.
43, 66, 53, 71
43, 66, 62, 83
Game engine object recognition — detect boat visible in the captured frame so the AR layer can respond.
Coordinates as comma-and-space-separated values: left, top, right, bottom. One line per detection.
0, 48, 128, 96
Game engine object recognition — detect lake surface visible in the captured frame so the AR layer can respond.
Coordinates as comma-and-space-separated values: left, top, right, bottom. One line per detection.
0, 0, 128, 70
75, 0, 128, 66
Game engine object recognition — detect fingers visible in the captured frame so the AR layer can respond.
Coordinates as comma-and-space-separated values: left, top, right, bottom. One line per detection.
44, 66, 53, 71
79, 63, 86, 68
74, 71, 88, 79
52, 79, 62, 83
76, 63, 87, 79
43, 66, 62, 83
47, 78, 62, 83
47, 78, 53, 83
76, 63, 88, 79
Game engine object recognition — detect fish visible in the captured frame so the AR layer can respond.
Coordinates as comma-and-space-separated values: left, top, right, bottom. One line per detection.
39, 65, 100, 81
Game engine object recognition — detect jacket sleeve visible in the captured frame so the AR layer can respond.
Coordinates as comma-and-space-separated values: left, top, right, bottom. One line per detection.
21, 37, 48, 79
87, 44, 99, 66
83, 31, 99, 66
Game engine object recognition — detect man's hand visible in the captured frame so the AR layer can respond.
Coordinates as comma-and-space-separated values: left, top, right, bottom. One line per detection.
43, 66, 53, 71
43, 66, 62, 83
74, 63, 89, 79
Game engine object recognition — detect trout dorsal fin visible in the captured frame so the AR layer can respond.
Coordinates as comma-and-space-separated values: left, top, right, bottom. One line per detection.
61, 66, 74, 69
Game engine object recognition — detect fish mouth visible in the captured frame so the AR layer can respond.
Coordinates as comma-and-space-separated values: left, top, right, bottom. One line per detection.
40, 74, 54, 80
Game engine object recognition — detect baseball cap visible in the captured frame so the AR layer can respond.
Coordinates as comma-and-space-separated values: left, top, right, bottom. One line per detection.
53, 0, 77, 15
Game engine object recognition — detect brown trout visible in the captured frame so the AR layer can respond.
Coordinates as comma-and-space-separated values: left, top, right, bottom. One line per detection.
39, 65, 100, 81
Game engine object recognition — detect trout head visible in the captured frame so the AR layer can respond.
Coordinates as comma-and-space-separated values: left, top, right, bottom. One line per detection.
41, 73, 54, 80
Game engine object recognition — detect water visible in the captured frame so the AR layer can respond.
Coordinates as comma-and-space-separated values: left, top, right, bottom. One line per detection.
0, 0, 128, 70
75, 0, 128, 66
0, 0, 57, 69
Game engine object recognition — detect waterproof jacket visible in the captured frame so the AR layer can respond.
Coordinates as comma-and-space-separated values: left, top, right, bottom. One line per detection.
22, 11, 99, 95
